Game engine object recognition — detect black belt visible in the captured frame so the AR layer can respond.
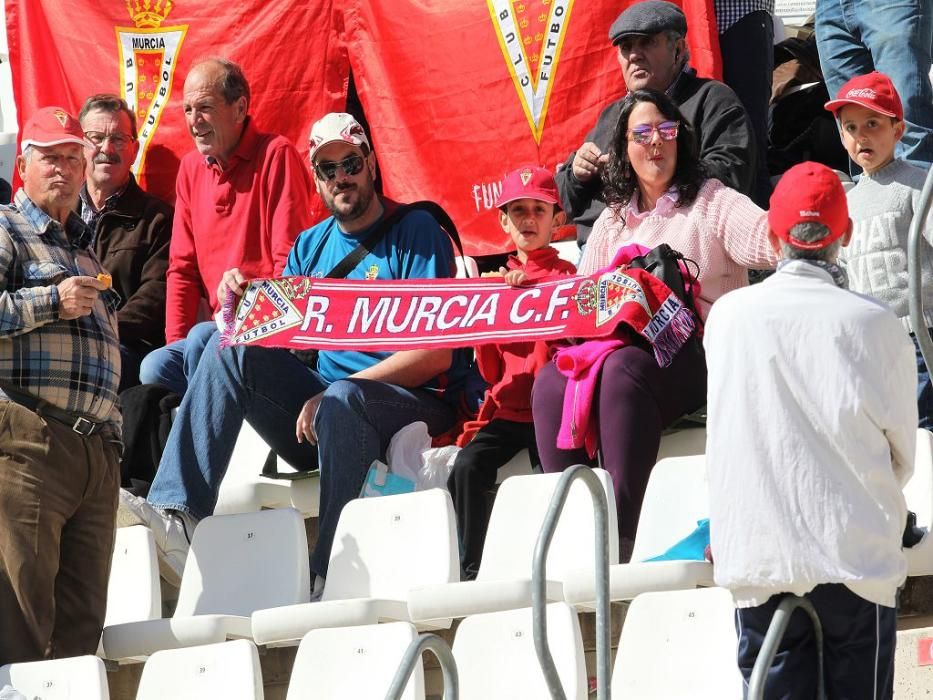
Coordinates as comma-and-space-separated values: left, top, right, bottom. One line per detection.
1, 386, 106, 437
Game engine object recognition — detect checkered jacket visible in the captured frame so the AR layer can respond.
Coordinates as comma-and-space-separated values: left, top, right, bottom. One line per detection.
0, 190, 122, 429
714, 0, 774, 33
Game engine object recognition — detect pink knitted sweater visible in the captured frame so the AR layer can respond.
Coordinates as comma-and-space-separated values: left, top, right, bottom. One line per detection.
580, 179, 777, 317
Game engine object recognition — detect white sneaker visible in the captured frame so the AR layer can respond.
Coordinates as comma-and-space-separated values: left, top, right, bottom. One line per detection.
117, 489, 191, 587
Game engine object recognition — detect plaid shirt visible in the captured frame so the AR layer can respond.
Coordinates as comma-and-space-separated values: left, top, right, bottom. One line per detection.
714, 0, 775, 33
0, 190, 122, 429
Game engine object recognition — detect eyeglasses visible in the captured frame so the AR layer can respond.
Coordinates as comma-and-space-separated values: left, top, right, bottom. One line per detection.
313, 154, 365, 181
628, 121, 680, 146
84, 131, 135, 151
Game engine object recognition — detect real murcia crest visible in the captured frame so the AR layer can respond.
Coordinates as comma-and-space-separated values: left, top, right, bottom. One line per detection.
595, 269, 651, 327
233, 280, 305, 344
116, 0, 188, 175
488, 0, 574, 143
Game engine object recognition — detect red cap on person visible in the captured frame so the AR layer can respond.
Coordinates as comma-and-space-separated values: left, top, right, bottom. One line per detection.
495, 166, 562, 211
824, 71, 903, 121
20, 106, 91, 153
768, 162, 849, 250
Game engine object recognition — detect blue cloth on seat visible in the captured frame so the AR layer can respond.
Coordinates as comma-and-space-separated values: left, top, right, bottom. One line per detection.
645, 518, 710, 562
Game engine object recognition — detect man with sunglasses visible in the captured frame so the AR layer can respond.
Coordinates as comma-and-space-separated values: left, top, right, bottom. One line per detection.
77, 94, 173, 391
556, 0, 757, 245
137, 58, 313, 396
119, 113, 467, 593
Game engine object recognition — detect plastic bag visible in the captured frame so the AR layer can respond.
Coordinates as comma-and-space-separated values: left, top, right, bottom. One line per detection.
418, 445, 461, 490
386, 421, 431, 484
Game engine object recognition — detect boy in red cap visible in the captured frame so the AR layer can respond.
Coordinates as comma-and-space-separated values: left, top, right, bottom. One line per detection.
706, 161, 915, 698
825, 71, 933, 428
447, 165, 575, 579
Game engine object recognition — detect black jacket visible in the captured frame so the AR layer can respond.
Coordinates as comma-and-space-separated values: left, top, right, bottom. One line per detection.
87, 176, 173, 350
556, 68, 757, 243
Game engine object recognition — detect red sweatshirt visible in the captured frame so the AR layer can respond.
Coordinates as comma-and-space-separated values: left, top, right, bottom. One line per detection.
165, 119, 313, 342
457, 246, 577, 446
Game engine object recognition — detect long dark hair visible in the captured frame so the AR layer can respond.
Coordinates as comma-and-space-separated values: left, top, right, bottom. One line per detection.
602, 89, 705, 210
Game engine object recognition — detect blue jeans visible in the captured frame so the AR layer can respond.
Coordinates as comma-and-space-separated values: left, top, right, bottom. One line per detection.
146, 333, 456, 577
138, 321, 218, 395
913, 330, 933, 429
816, 0, 933, 170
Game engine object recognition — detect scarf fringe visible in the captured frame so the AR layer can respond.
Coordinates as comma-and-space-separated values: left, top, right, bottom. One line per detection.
648, 304, 696, 367
218, 289, 238, 349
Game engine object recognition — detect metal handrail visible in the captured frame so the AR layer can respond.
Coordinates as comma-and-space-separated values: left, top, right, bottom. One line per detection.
908, 166, 933, 371
747, 595, 825, 700
532, 464, 612, 700
385, 632, 459, 700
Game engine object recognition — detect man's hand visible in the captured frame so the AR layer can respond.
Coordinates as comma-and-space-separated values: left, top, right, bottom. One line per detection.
295, 391, 325, 445
57, 276, 107, 320
217, 267, 248, 303
571, 142, 609, 183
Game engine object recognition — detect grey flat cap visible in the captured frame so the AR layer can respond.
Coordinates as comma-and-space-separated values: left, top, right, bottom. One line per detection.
609, 1, 687, 44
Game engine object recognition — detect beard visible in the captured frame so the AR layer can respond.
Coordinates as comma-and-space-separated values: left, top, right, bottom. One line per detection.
323, 171, 376, 223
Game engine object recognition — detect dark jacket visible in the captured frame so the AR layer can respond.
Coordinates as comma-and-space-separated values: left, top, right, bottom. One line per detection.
556, 68, 757, 243
89, 175, 173, 350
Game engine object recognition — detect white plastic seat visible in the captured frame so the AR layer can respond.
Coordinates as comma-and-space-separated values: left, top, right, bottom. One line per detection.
407, 469, 619, 625
214, 420, 320, 517
0, 655, 109, 699
562, 455, 713, 609
904, 428, 933, 575
286, 621, 423, 699
135, 639, 263, 700
455, 255, 480, 279
251, 488, 459, 646
612, 587, 742, 698
453, 603, 587, 699
103, 508, 309, 661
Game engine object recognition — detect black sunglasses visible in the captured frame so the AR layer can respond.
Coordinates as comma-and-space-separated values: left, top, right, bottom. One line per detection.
313, 154, 365, 181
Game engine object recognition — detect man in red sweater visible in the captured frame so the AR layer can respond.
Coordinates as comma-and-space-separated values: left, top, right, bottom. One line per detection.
138, 57, 313, 395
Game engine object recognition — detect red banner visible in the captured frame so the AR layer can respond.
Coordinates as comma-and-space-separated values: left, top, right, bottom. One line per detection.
220, 268, 697, 368
6, 0, 720, 254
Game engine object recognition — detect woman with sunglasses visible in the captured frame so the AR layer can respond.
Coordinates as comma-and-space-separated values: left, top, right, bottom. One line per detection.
532, 88, 776, 557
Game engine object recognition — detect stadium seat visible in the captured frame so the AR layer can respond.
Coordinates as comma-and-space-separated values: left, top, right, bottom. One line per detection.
102, 508, 309, 661
561, 455, 713, 609
407, 469, 619, 625
135, 639, 263, 700
0, 655, 109, 699
905, 428, 933, 575
612, 587, 743, 698
214, 420, 320, 518
453, 603, 587, 699
455, 255, 480, 278
97, 526, 162, 655
285, 621, 423, 699
251, 489, 459, 646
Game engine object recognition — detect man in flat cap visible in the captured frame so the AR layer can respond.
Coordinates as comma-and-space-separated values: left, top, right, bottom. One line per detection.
556, 0, 758, 245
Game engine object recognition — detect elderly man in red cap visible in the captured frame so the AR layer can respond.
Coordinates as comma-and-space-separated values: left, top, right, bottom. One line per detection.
704, 161, 917, 697
0, 107, 122, 664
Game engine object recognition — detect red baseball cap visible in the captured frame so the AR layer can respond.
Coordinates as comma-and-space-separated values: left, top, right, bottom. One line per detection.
769, 162, 849, 250
20, 106, 91, 153
495, 166, 562, 211
824, 71, 903, 121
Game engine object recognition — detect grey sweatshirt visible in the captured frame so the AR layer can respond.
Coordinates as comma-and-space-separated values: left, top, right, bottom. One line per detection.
840, 159, 933, 332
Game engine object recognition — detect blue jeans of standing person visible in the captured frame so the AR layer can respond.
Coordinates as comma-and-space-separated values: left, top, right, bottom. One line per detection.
145, 332, 456, 577
138, 321, 218, 396
735, 584, 896, 699
913, 330, 933, 429
816, 0, 933, 170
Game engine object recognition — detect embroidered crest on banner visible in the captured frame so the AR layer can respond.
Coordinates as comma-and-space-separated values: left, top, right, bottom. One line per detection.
232, 280, 305, 344
595, 269, 651, 327
116, 0, 188, 175
488, 0, 574, 143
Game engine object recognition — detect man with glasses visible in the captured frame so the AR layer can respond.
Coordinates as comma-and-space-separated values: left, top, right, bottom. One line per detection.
138, 57, 313, 396
556, 0, 757, 244
78, 94, 173, 391
119, 113, 467, 591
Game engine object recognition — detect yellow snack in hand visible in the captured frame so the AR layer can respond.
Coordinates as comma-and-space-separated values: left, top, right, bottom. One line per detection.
96, 273, 112, 288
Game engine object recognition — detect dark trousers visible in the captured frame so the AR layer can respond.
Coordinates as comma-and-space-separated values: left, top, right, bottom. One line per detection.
736, 584, 897, 699
531, 343, 706, 539
720, 9, 775, 208
0, 401, 120, 664
447, 418, 540, 579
